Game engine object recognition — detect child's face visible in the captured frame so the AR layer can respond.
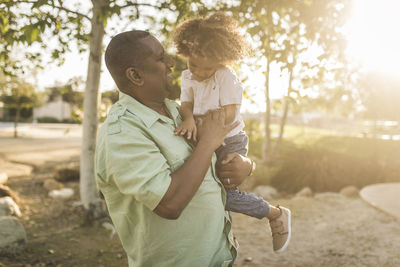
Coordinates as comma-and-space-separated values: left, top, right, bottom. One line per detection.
187, 55, 220, 82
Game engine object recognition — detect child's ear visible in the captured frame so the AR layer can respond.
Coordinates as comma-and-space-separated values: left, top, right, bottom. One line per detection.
126, 67, 144, 86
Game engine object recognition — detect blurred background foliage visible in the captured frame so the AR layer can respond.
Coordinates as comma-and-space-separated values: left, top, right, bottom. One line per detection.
0, 0, 399, 193
245, 120, 400, 193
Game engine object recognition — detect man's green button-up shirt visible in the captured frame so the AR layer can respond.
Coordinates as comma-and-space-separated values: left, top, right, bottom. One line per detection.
95, 92, 237, 267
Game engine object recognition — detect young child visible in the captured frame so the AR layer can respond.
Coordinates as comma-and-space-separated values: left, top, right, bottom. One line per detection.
173, 13, 292, 252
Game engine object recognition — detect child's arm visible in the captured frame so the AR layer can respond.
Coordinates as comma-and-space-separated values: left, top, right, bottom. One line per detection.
175, 102, 197, 141
222, 104, 239, 124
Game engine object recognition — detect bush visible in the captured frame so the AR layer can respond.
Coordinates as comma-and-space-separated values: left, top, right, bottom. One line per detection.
36, 116, 81, 124
269, 136, 400, 193
37, 116, 60, 123
243, 119, 400, 193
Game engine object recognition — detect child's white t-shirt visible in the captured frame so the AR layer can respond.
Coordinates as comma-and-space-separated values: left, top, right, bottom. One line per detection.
180, 67, 244, 138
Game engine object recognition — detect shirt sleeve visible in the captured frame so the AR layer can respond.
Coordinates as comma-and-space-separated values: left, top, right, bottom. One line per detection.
180, 71, 194, 103
106, 125, 172, 211
217, 68, 243, 106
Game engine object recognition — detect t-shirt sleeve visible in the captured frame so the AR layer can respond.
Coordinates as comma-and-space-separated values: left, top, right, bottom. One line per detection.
218, 68, 243, 106
180, 71, 194, 103
106, 125, 172, 211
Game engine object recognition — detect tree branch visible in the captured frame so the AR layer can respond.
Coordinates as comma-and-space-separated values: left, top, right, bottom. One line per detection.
52, 4, 91, 20
8, 0, 90, 20
118, 1, 174, 12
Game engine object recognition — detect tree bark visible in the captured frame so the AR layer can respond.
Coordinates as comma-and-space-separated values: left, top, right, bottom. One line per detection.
271, 68, 293, 160
14, 105, 20, 138
80, 0, 108, 221
262, 59, 272, 165
262, 9, 273, 165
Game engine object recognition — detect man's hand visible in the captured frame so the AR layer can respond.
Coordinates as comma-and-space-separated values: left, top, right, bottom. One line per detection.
196, 109, 240, 151
175, 117, 197, 141
155, 110, 238, 220
216, 152, 252, 189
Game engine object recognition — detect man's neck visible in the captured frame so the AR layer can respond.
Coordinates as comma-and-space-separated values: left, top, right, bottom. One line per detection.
123, 89, 169, 117
146, 100, 169, 116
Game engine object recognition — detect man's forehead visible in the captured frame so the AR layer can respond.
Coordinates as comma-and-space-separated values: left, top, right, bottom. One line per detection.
139, 35, 164, 56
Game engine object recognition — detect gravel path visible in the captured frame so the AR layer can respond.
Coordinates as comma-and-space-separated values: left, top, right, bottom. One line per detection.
232, 195, 400, 267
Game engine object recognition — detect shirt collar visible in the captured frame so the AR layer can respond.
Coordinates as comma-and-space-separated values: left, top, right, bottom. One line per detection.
117, 92, 179, 128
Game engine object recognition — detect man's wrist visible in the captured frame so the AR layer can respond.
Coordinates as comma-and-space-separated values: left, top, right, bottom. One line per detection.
248, 158, 256, 176
196, 139, 218, 155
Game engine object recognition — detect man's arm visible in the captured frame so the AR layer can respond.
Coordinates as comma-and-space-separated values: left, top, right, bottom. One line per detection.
154, 109, 239, 219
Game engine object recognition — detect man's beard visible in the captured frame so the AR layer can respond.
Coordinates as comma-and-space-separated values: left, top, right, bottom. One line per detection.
165, 81, 173, 95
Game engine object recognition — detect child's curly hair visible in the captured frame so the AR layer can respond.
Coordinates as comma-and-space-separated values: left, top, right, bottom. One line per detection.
174, 13, 250, 64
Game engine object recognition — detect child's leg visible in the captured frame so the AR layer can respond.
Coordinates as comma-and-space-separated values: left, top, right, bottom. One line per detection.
216, 131, 270, 218
216, 132, 291, 252
226, 188, 270, 219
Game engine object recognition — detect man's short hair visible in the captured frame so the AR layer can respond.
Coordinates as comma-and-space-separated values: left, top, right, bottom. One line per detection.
105, 30, 151, 90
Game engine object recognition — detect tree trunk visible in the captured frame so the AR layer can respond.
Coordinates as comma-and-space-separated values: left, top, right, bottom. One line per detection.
262, 10, 273, 165
14, 105, 20, 138
80, 0, 108, 221
271, 68, 293, 160
262, 59, 272, 164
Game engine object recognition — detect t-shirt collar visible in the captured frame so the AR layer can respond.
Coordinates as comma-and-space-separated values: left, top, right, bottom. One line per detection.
187, 69, 216, 84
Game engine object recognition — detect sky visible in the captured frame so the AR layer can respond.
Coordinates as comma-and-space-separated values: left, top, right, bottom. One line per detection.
29, 0, 400, 113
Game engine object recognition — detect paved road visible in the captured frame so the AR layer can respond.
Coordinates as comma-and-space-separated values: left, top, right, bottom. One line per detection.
360, 183, 400, 220
0, 123, 82, 170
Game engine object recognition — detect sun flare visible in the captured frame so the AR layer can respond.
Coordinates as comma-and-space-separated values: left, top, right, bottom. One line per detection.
346, 0, 400, 74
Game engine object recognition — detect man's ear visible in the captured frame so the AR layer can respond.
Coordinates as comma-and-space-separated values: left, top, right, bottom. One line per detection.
126, 67, 144, 86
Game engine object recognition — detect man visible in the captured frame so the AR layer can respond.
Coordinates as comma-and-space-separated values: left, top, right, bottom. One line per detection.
95, 30, 254, 266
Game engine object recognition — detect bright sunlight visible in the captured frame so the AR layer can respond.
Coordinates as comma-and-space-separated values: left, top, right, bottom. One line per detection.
346, 0, 400, 74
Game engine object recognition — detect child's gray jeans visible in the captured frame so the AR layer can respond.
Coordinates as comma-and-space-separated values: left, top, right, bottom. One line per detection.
215, 131, 270, 219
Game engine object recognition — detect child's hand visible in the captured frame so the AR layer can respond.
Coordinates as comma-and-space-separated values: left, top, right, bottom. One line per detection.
174, 118, 197, 141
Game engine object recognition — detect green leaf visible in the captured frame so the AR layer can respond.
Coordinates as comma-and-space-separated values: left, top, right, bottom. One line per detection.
32, 0, 49, 9
29, 27, 40, 43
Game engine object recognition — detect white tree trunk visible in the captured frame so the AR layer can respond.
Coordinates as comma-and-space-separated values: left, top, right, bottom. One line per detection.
262, 10, 273, 165
271, 68, 293, 159
262, 59, 272, 164
80, 0, 108, 220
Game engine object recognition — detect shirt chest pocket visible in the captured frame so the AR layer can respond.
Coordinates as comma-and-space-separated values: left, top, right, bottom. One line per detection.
157, 135, 193, 171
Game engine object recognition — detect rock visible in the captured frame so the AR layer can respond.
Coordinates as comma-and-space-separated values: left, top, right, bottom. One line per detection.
43, 179, 64, 191
54, 163, 79, 183
0, 196, 21, 217
0, 172, 8, 185
49, 188, 74, 199
252, 185, 280, 200
0, 216, 27, 254
102, 222, 116, 238
296, 187, 313, 197
0, 184, 20, 203
244, 256, 253, 262
340, 186, 359, 198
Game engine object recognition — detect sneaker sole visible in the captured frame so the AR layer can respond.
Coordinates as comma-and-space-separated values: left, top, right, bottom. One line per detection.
274, 208, 291, 253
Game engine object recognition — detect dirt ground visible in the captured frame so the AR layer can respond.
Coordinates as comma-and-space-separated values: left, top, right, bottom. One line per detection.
1, 124, 400, 267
